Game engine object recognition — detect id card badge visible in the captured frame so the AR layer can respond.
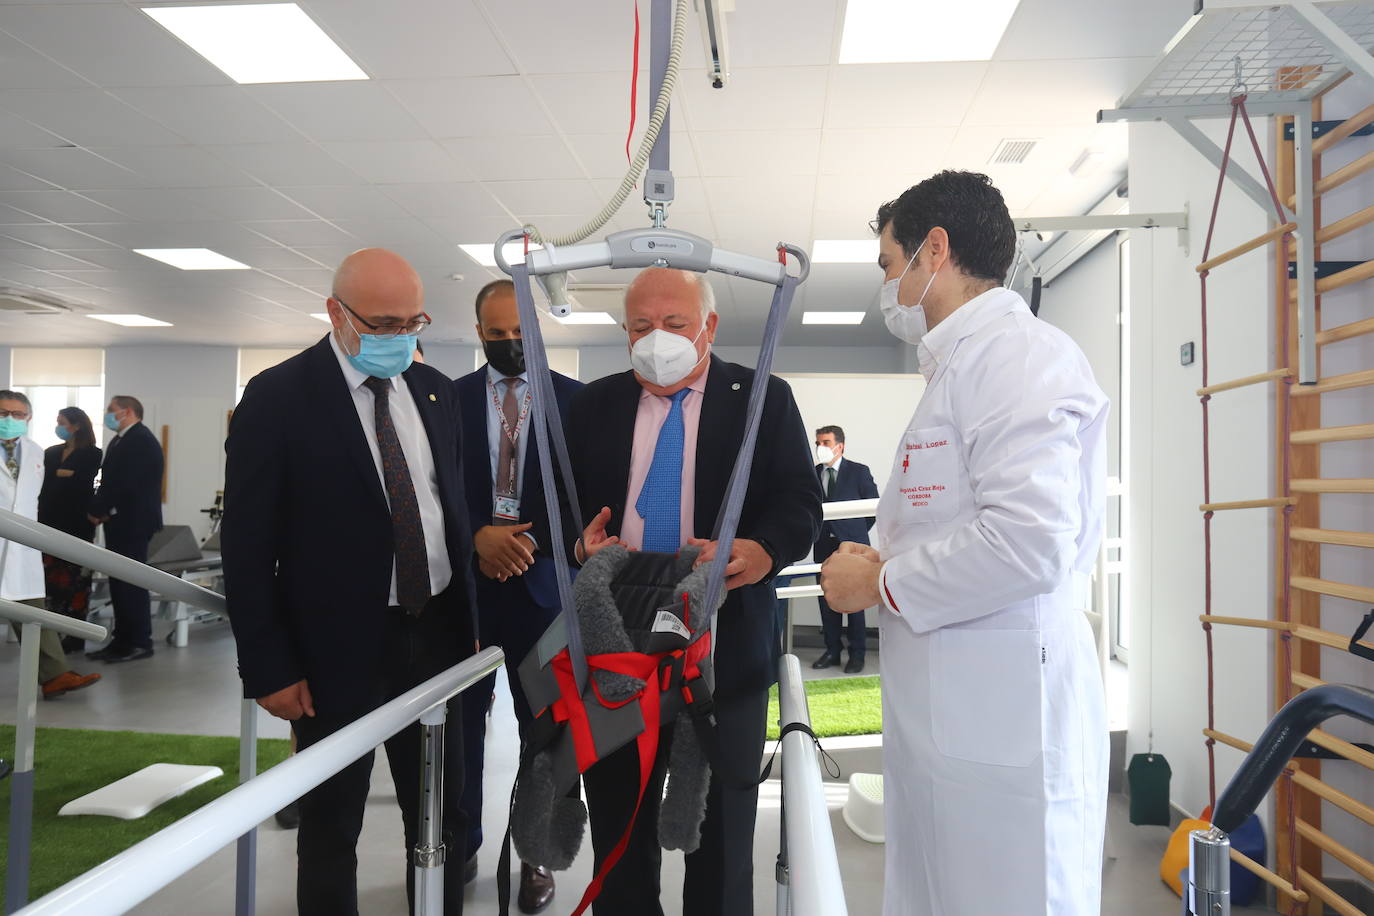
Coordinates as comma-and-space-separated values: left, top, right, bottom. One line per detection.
494, 494, 521, 522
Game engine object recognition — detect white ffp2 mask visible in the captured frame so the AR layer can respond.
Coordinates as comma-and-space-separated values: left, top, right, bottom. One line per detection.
880, 239, 938, 346
816, 445, 836, 465
629, 325, 708, 387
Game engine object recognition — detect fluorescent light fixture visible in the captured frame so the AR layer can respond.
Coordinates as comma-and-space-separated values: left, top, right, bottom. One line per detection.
88, 314, 173, 328
812, 239, 879, 264
803, 311, 866, 325
142, 4, 368, 84
459, 241, 542, 268
309, 313, 332, 323
133, 248, 251, 270
839, 0, 1023, 63
554, 311, 617, 325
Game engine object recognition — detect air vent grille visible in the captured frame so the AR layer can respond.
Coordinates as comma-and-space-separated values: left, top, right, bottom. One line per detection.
989, 138, 1038, 165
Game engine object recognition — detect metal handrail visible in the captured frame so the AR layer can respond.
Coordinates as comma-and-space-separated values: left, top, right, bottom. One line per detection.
15, 646, 506, 916
0, 598, 107, 642
774, 654, 848, 916
0, 508, 224, 614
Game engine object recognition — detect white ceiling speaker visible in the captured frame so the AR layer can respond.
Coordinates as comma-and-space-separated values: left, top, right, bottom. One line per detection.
988, 138, 1038, 166
0, 288, 84, 315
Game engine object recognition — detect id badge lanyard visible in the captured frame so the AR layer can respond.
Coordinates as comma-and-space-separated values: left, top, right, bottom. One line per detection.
489, 376, 533, 498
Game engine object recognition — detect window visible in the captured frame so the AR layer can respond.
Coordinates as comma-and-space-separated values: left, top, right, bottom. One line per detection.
9, 348, 105, 450
237, 348, 302, 403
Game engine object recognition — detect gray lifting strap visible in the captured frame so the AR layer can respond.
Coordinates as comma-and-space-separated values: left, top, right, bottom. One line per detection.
509, 254, 804, 694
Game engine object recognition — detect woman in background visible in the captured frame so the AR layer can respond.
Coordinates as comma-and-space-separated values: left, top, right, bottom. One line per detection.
38, 406, 102, 651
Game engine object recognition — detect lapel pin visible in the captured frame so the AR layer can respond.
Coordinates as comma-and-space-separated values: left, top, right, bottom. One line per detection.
429, 393, 438, 402
731, 382, 741, 391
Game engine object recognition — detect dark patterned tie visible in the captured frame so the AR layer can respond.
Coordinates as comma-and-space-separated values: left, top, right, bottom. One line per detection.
826, 466, 836, 498
363, 376, 431, 614
2, 439, 17, 480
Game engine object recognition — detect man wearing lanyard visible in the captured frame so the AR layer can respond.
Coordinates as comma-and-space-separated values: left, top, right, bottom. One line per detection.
820, 171, 1109, 916
454, 279, 580, 912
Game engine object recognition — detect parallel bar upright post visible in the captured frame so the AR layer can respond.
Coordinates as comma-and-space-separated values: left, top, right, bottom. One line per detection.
5, 622, 42, 914
1293, 103, 1319, 384
413, 704, 448, 916
234, 699, 259, 916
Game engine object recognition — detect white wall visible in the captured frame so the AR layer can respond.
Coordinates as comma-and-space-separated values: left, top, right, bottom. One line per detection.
0, 346, 11, 389
1125, 80, 1374, 883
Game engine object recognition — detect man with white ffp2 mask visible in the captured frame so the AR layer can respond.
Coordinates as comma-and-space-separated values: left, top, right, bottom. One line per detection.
820, 171, 1109, 916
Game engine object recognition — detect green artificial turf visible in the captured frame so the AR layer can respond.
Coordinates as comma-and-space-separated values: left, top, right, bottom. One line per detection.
766, 675, 882, 741
0, 725, 290, 904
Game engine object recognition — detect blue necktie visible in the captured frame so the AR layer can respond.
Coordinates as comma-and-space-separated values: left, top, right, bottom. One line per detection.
636, 389, 690, 553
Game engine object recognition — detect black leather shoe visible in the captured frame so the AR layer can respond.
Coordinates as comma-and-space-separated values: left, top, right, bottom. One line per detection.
103, 645, 154, 664
463, 854, 478, 885
274, 800, 300, 829
844, 656, 865, 674
85, 645, 122, 661
62, 635, 85, 654
811, 651, 839, 670
518, 862, 555, 913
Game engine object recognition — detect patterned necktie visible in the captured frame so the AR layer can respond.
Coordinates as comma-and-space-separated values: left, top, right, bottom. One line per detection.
2, 439, 17, 480
636, 389, 690, 553
493, 378, 521, 526
362, 376, 431, 614
826, 466, 836, 498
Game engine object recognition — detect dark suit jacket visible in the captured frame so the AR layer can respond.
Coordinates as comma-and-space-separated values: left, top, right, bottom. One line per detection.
221, 336, 479, 703
90, 422, 162, 542
566, 356, 822, 700
39, 443, 102, 541
455, 364, 582, 611
815, 458, 879, 559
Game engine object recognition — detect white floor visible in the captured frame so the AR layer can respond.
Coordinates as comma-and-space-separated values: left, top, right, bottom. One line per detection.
1, 620, 1271, 915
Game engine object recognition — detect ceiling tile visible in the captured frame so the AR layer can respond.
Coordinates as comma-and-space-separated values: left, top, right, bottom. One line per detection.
0, 31, 90, 90
0, 110, 68, 149
329, 220, 455, 263
963, 59, 1156, 126
423, 215, 525, 247
680, 67, 829, 132
0, 3, 228, 87
79, 188, 223, 222
481, 2, 638, 75
88, 146, 251, 189
692, 130, 820, 177
386, 77, 555, 138
824, 63, 987, 129
0, 148, 143, 190
112, 86, 301, 146
1, 223, 120, 250
247, 83, 429, 142
210, 246, 330, 270
174, 187, 317, 222
305, 0, 515, 79
239, 220, 359, 247
726, 0, 840, 68
818, 127, 956, 178
1, 246, 103, 270
563, 132, 698, 180
0, 89, 188, 146
0, 190, 121, 222
442, 135, 583, 182
379, 182, 511, 221
212, 143, 366, 187
997, 0, 1194, 61
68, 220, 267, 250
319, 140, 469, 184
814, 173, 914, 215
702, 175, 813, 215
527, 72, 651, 135
472, 178, 601, 224
0, 163, 54, 191
279, 186, 415, 221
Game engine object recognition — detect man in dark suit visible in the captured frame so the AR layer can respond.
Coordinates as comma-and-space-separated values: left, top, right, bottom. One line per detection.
222, 248, 478, 916
453, 279, 580, 912
86, 395, 163, 664
810, 425, 879, 673
570, 268, 822, 915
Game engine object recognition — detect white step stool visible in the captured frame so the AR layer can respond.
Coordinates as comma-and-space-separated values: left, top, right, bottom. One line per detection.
842, 771, 885, 843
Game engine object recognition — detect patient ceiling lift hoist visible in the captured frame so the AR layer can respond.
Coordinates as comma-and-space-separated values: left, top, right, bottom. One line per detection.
486, 1, 811, 913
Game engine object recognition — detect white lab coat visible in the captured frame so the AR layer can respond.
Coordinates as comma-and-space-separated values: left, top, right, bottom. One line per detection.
0, 435, 47, 602
874, 288, 1108, 915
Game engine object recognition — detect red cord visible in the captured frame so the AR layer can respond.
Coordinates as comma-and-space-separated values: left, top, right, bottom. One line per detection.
626, 1, 640, 164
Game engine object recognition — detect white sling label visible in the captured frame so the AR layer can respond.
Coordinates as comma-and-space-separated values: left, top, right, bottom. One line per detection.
652, 610, 692, 640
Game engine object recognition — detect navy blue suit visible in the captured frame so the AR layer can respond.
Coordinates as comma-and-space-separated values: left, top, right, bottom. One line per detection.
454, 364, 581, 857
90, 421, 163, 651
815, 457, 878, 661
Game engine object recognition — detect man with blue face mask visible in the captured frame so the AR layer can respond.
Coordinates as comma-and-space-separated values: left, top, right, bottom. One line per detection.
223, 248, 479, 915
820, 171, 1109, 916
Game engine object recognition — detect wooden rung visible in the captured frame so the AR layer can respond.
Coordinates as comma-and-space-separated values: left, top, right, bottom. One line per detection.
1290, 423, 1374, 444
1197, 368, 1290, 396
1291, 526, 1374, 548
1230, 848, 1308, 902
1296, 868, 1363, 916
1308, 728, 1374, 772
1196, 223, 1297, 273
1292, 574, 1374, 604
1291, 477, 1374, 494
1313, 101, 1374, 155
1296, 817, 1374, 884
1198, 616, 1373, 655
1292, 671, 1326, 691
1205, 728, 1374, 828
1285, 147, 1374, 208
1317, 204, 1374, 247
1199, 497, 1296, 511
1291, 368, 1374, 397
1200, 614, 1291, 632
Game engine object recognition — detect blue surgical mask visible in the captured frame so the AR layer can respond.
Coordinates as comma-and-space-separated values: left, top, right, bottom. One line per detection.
55, 425, 72, 441
342, 318, 417, 379
0, 417, 27, 440
104, 411, 121, 432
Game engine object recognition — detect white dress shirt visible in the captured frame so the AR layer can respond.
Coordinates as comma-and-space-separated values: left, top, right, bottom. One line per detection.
485, 364, 531, 501
330, 333, 452, 604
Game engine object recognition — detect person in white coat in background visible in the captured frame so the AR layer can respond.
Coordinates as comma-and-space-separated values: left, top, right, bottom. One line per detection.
820, 171, 1109, 916
0, 390, 101, 699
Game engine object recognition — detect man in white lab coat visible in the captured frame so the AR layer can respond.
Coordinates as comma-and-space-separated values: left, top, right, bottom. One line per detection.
820, 171, 1108, 916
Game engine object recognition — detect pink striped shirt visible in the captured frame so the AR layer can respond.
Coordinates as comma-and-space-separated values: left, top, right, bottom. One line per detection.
619, 371, 709, 550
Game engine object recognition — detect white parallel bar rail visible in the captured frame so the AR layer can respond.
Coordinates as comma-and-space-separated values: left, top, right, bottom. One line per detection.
16, 647, 505, 916
775, 654, 848, 916
822, 498, 878, 522
0, 598, 107, 642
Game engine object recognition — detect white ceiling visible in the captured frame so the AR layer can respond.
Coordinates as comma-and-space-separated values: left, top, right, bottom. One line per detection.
0, 0, 1193, 350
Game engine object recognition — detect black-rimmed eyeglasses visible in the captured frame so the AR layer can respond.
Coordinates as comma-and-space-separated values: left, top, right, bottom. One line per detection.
334, 297, 432, 338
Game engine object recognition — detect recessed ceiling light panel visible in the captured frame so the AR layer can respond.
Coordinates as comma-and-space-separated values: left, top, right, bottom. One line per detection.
133, 248, 251, 270
803, 311, 866, 325
839, 0, 1023, 63
554, 311, 617, 325
88, 314, 173, 327
459, 241, 542, 268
